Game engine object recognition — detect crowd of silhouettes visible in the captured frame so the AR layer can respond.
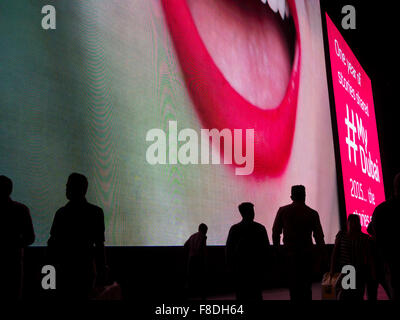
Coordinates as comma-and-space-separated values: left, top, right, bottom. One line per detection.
2, 172, 400, 300
1, 173, 108, 300
184, 176, 400, 301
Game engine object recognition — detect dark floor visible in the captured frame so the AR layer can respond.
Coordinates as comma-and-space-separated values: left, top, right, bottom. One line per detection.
207, 283, 390, 300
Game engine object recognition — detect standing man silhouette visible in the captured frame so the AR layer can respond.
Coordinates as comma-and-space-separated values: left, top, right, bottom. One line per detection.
0, 175, 35, 299
367, 173, 400, 300
48, 173, 106, 299
184, 223, 208, 300
226, 202, 270, 301
272, 185, 324, 300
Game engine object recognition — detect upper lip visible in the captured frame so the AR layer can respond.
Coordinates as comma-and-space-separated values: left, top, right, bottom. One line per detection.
162, 0, 301, 178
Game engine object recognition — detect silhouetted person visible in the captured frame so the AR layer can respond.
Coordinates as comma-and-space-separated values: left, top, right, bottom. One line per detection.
272, 185, 324, 300
226, 202, 270, 301
184, 223, 208, 300
47, 173, 106, 299
367, 173, 400, 300
0, 175, 35, 299
330, 214, 375, 300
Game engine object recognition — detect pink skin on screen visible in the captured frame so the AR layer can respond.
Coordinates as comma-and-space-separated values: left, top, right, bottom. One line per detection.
161, 0, 301, 178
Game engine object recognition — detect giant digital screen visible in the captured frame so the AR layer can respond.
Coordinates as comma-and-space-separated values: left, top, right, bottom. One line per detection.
1, 0, 340, 245
325, 13, 385, 232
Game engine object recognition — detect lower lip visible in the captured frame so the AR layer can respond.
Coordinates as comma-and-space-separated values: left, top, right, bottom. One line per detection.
162, 0, 301, 178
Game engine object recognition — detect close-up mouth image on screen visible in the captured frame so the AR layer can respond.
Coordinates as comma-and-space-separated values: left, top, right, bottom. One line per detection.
162, 0, 299, 177
0, 0, 399, 307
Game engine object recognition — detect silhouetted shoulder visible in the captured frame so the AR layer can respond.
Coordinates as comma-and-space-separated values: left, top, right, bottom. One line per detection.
335, 230, 346, 241
304, 204, 318, 215
10, 201, 30, 220
277, 203, 318, 215
87, 202, 104, 214
229, 222, 242, 231
253, 221, 267, 231
278, 204, 292, 212
359, 232, 371, 241
10, 200, 32, 222
274, 204, 291, 219
373, 201, 387, 213
54, 205, 67, 217
371, 199, 399, 225
56, 201, 103, 215
379, 198, 399, 213
11, 200, 28, 211
376, 201, 386, 210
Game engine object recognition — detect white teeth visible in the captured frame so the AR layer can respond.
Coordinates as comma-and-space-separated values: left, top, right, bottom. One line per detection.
277, 0, 286, 19
267, 0, 278, 13
263, 0, 290, 20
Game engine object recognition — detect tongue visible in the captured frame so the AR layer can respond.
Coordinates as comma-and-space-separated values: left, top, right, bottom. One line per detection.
186, 0, 292, 109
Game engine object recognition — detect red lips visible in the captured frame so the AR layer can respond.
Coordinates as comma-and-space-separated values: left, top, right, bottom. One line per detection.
161, 0, 301, 178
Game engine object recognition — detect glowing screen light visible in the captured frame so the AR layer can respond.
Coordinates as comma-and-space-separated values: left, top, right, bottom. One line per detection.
325, 13, 385, 232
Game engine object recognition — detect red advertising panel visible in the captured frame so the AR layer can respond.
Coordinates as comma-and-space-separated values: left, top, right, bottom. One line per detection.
325, 13, 385, 232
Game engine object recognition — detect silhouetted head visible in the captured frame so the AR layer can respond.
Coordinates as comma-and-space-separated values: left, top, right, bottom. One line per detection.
291, 185, 306, 203
394, 173, 400, 198
66, 173, 88, 201
238, 202, 255, 222
0, 175, 13, 201
347, 214, 361, 234
198, 223, 208, 235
